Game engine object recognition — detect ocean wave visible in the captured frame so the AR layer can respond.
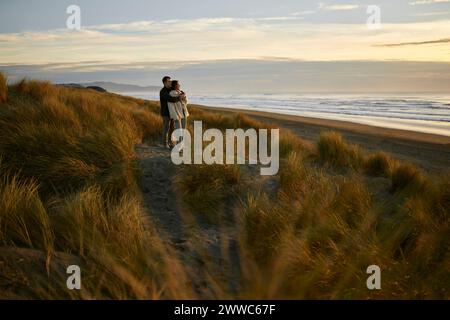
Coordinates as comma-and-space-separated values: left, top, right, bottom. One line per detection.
125, 92, 450, 136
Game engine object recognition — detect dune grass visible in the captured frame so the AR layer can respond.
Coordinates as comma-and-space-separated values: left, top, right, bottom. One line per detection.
234, 152, 449, 299
175, 164, 241, 222
0, 74, 448, 299
391, 162, 427, 194
176, 106, 449, 299
317, 131, 365, 169
0, 73, 7, 103
364, 151, 396, 177
0, 76, 192, 299
0, 171, 53, 258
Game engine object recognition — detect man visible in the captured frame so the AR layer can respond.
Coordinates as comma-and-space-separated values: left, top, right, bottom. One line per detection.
159, 76, 183, 148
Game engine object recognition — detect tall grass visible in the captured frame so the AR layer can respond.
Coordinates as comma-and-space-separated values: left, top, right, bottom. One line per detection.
279, 130, 316, 159
391, 162, 427, 194
176, 164, 241, 222
0, 79, 161, 197
175, 113, 449, 299
0, 72, 7, 103
0, 172, 54, 259
365, 151, 396, 177
0, 79, 192, 299
235, 166, 448, 299
1, 78, 448, 299
317, 132, 364, 169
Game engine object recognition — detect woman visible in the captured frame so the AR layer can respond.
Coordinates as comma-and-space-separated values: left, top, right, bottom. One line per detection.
167, 80, 189, 144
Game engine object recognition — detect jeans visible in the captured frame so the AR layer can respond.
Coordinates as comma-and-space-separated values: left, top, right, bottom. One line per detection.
162, 116, 174, 145
173, 117, 188, 143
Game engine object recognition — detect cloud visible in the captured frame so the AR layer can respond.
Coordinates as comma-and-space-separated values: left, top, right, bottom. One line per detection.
376, 38, 450, 46
415, 11, 450, 16
322, 4, 360, 11
0, 17, 450, 64
290, 3, 360, 16
291, 10, 317, 16
410, 0, 450, 5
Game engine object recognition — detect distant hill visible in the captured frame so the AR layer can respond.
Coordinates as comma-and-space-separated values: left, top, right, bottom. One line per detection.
86, 85, 107, 93
80, 82, 160, 93
57, 82, 160, 93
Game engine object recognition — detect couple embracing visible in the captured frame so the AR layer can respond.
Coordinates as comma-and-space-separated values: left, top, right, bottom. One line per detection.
159, 76, 190, 149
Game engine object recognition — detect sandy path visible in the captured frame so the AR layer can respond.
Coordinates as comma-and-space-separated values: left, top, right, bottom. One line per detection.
134, 142, 257, 296
134, 143, 186, 246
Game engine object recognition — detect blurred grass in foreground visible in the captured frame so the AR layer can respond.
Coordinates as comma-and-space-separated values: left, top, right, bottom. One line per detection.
0, 75, 448, 299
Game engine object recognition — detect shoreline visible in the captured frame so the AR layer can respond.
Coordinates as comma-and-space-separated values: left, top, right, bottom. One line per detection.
191, 104, 450, 173
193, 104, 450, 145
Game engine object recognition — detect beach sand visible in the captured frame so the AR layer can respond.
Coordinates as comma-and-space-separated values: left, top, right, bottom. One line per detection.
194, 104, 450, 173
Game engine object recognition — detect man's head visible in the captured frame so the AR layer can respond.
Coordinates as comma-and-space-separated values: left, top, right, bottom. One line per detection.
162, 76, 172, 89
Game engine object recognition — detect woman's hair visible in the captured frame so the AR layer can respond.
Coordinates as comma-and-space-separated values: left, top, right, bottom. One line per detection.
170, 80, 179, 90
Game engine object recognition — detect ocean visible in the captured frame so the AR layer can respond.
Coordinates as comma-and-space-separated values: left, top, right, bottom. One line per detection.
124, 92, 450, 137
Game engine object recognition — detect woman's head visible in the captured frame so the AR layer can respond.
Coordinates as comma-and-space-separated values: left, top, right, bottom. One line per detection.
171, 80, 180, 91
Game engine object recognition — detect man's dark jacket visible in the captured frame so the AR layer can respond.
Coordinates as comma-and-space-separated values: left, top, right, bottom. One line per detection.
159, 87, 180, 117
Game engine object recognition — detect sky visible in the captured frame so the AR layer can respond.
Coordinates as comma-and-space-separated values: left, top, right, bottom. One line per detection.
1, 0, 449, 93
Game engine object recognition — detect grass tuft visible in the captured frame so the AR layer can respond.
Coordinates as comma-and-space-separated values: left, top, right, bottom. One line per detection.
317, 132, 364, 169
391, 162, 427, 194
0, 72, 7, 103
365, 151, 396, 177
176, 164, 241, 221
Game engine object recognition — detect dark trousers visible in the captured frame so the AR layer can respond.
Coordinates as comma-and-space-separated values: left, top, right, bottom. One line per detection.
162, 116, 175, 145
173, 117, 188, 143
